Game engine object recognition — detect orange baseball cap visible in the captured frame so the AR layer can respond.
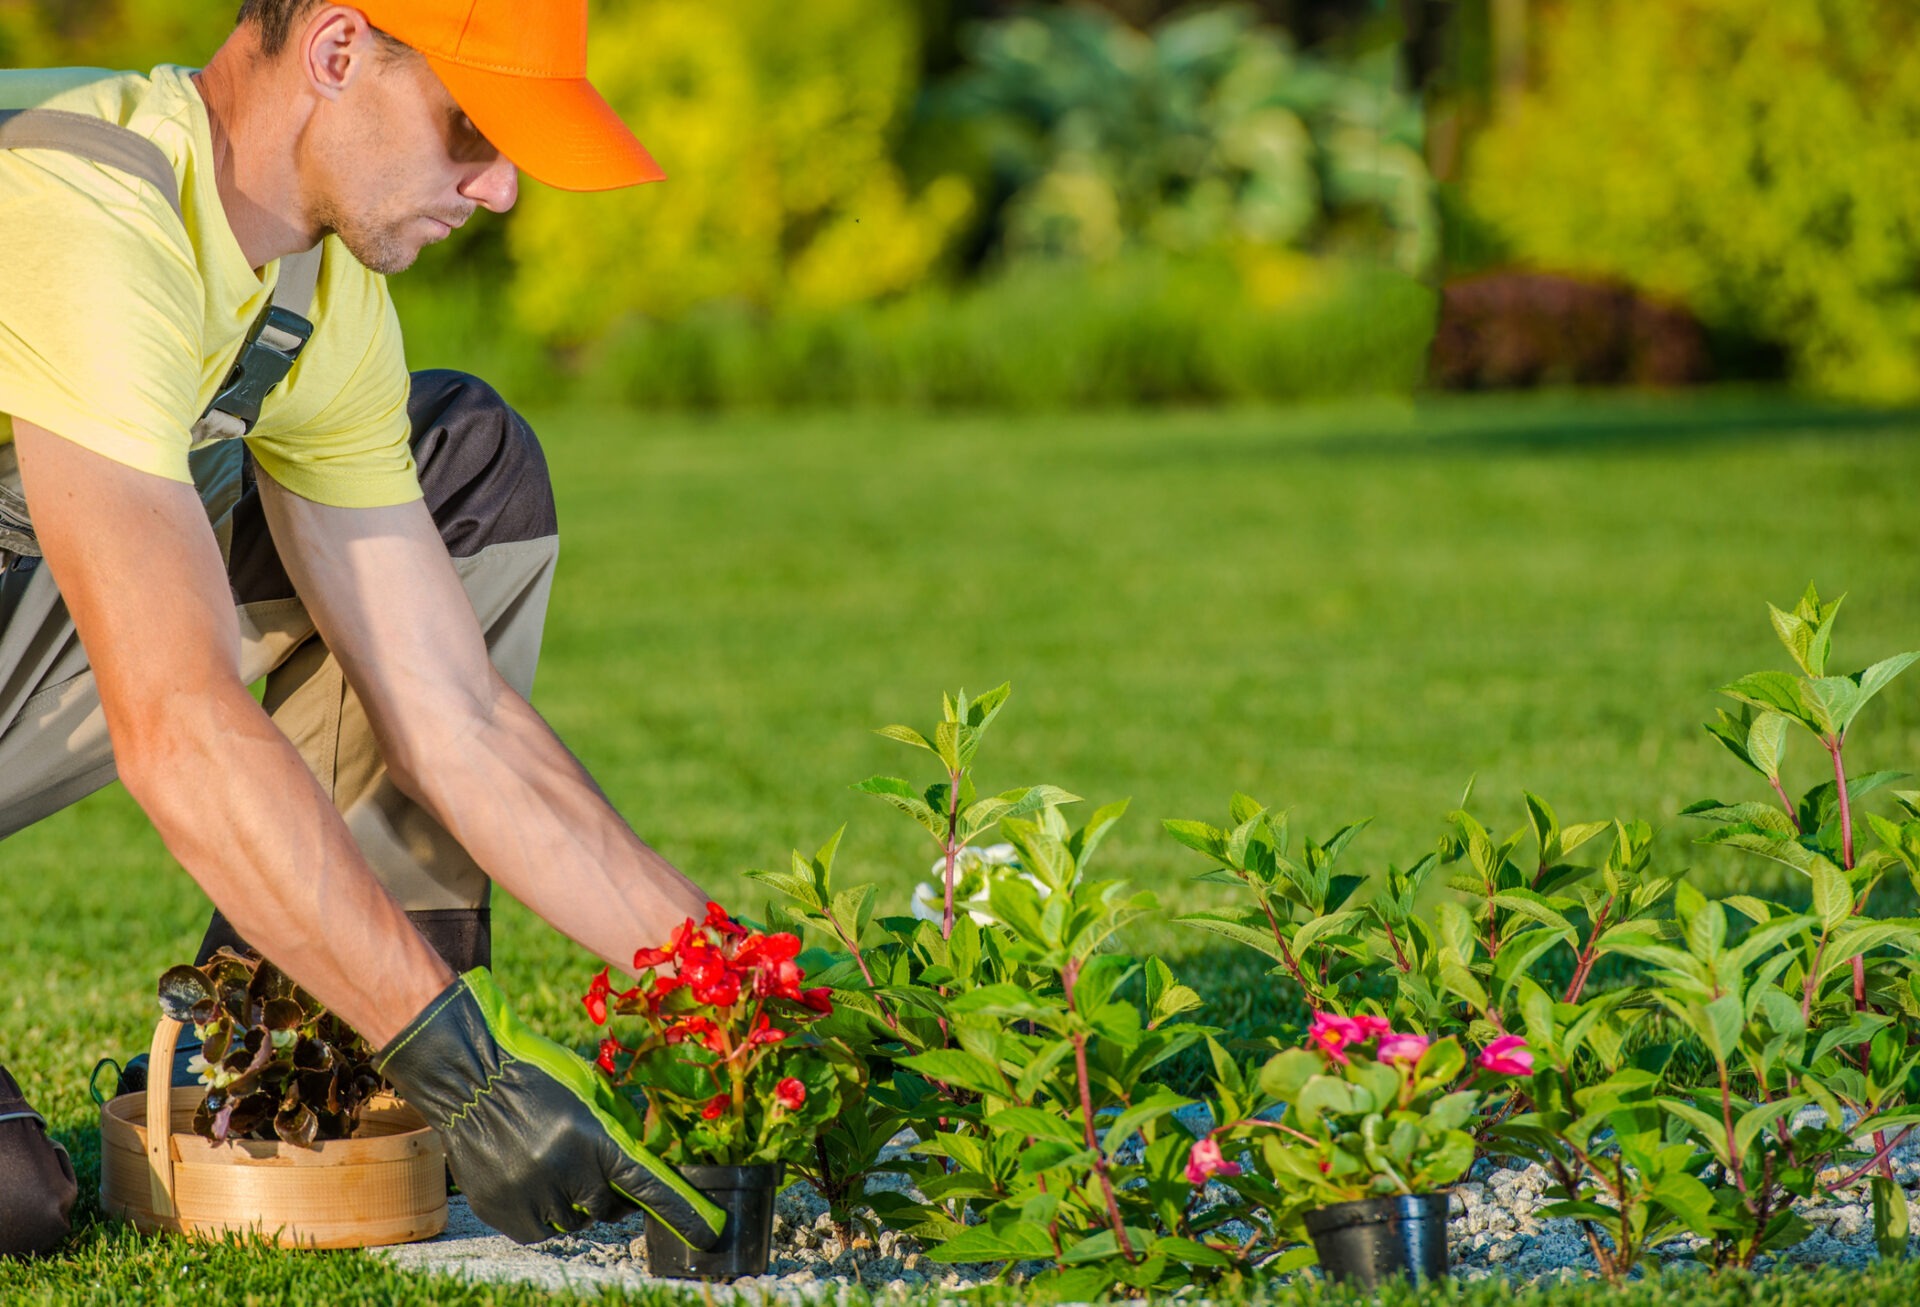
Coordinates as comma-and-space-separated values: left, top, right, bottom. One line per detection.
353, 0, 663, 191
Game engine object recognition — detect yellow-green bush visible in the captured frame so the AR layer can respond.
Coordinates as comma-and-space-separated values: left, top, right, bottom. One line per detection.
1465, 0, 1920, 401
0, 1, 227, 71
506, 0, 973, 343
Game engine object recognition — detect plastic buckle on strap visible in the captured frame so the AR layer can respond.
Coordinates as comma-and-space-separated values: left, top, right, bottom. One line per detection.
202, 303, 313, 434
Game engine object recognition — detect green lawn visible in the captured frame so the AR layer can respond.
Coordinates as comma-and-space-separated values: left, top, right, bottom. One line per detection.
7, 389, 1920, 1302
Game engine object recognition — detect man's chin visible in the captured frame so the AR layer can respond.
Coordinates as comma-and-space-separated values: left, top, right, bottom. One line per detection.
338, 233, 424, 276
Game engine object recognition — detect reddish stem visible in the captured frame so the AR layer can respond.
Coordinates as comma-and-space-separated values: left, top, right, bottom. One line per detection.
941, 768, 962, 939
1717, 1058, 1746, 1196
1828, 1125, 1917, 1191
1770, 775, 1802, 832
1252, 890, 1316, 998
1381, 920, 1411, 973
1064, 957, 1137, 1263
825, 916, 901, 1035
1562, 895, 1615, 1005
1829, 736, 1854, 870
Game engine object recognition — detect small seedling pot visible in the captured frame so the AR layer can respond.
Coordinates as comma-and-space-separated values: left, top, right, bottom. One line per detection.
98, 1018, 446, 1248
1303, 1191, 1451, 1287
644, 1162, 783, 1280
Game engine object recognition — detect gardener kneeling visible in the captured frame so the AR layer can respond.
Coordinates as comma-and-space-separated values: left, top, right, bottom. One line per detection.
0, 1, 725, 1256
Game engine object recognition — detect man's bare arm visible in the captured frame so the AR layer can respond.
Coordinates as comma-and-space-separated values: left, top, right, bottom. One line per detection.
12, 420, 450, 1045
254, 469, 710, 975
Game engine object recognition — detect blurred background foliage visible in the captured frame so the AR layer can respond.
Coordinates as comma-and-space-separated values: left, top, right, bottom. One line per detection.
0, 0, 1439, 408
9, 0, 1920, 405
1459, 0, 1920, 402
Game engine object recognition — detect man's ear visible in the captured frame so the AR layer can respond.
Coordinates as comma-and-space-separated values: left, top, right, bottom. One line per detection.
297, 5, 385, 101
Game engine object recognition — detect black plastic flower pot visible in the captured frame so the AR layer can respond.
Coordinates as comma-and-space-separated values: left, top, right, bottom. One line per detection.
644, 1163, 783, 1281
1303, 1191, 1451, 1288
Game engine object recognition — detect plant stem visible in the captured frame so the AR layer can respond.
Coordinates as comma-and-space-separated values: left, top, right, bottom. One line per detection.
1802, 927, 1830, 1022
1063, 957, 1137, 1263
1830, 736, 1855, 870
1563, 895, 1615, 1005
1252, 890, 1316, 1000
825, 916, 903, 1036
1770, 775, 1802, 832
1382, 920, 1412, 973
1828, 1125, 1917, 1191
941, 767, 962, 939
1717, 1058, 1747, 1196
1035, 1168, 1064, 1258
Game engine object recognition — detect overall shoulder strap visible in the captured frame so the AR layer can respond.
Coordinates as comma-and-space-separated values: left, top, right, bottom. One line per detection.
0, 106, 321, 444
0, 107, 183, 221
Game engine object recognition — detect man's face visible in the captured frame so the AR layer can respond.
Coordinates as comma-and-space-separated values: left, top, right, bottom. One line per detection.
305, 43, 517, 275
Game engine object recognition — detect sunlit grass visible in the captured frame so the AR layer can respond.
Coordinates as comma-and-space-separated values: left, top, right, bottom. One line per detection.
7, 390, 1920, 1298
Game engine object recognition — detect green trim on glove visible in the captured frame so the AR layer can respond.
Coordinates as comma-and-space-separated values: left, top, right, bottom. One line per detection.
460, 968, 725, 1245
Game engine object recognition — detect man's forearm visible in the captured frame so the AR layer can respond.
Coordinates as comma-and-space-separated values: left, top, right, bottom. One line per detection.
124, 679, 452, 1045
394, 673, 709, 974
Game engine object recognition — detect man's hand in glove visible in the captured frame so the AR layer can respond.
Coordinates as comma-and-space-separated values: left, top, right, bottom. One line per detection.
376, 968, 725, 1247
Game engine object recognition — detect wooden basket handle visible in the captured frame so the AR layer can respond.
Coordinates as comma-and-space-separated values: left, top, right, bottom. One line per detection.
145, 1018, 182, 1220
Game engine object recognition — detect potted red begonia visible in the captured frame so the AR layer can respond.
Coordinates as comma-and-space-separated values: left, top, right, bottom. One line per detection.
584, 903, 862, 1279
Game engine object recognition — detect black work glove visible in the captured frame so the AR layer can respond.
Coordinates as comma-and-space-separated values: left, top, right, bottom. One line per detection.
375, 968, 724, 1248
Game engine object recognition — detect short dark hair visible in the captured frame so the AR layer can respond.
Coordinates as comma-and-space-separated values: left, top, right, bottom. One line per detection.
235, 1, 412, 59
234, 0, 322, 55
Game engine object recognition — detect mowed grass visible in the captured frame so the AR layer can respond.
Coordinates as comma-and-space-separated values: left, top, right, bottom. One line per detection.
7, 389, 1920, 1301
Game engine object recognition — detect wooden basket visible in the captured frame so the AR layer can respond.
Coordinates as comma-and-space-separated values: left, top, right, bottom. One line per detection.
99, 1018, 447, 1248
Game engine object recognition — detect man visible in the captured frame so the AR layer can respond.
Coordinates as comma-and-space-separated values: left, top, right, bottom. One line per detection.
0, 1, 728, 1257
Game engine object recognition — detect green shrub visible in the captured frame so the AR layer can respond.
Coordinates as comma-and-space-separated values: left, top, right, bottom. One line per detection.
919, 3, 1435, 274
398, 250, 1436, 410
1464, 0, 1920, 402
505, 0, 973, 340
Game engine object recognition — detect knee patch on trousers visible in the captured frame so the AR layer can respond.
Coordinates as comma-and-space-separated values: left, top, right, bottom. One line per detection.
407, 370, 558, 560
0, 1067, 76, 1258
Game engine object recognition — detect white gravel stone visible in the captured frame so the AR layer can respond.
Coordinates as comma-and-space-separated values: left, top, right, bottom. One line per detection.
368, 1111, 1920, 1292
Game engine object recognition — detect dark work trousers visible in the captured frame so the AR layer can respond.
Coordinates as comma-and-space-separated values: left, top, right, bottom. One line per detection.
0, 371, 557, 1255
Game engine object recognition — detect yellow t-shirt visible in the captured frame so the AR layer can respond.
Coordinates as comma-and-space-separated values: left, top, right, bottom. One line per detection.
0, 64, 420, 509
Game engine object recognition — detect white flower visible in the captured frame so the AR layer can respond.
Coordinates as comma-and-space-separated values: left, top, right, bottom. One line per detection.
186, 1052, 234, 1089
910, 844, 1057, 926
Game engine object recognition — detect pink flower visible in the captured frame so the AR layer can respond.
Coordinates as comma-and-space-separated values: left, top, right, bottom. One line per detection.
1477, 1035, 1534, 1077
775, 1077, 806, 1111
1378, 1033, 1432, 1065
1353, 1014, 1393, 1039
1184, 1137, 1242, 1185
1306, 1012, 1368, 1065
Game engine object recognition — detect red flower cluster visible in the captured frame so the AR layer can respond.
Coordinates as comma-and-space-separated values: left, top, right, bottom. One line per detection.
584, 902, 835, 1107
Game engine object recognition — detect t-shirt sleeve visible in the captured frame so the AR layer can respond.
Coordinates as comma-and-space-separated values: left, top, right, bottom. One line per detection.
243, 249, 421, 509
0, 150, 202, 482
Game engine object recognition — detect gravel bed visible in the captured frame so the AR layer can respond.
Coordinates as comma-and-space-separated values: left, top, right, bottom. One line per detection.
372, 1106, 1920, 1295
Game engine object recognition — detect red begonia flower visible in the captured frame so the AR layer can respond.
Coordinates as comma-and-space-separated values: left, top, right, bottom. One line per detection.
775, 1077, 806, 1111
701, 1092, 731, 1121
734, 932, 802, 971
704, 901, 749, 939
633, 946, 672, 969
583, 967, 612, 1026
797, 986, 834, 1014
747, 1013, 788, 1046
596, 1036, 622, 1075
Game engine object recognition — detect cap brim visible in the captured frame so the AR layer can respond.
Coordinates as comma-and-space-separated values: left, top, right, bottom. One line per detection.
424, 54, 664, 192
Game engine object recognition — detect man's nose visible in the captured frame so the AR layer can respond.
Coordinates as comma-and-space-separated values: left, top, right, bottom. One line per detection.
461, 155, 519, 214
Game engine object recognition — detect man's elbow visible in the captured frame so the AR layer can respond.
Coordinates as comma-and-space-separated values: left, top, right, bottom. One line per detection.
375, 679, 506, 808
109, 680, 261, 816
